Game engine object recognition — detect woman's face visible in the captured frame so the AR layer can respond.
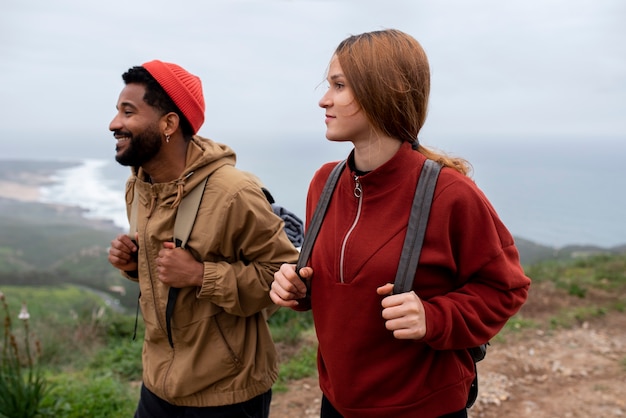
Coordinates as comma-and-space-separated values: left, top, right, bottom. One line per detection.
319, 56, 371, 144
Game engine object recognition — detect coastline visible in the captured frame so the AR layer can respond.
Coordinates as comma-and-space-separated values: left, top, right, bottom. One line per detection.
0, 159, 81, 203
0, 178, 43, 202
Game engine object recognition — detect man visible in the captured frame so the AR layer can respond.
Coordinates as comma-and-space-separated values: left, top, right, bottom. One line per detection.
107, 60, 299, 417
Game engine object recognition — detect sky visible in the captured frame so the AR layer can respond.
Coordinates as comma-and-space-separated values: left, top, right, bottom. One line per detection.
1, 0, 624, 161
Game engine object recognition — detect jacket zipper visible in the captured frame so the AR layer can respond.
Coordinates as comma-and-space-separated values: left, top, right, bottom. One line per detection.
339, 174, 363, 283
143, 191, 168, 345
143, 190, 176, 397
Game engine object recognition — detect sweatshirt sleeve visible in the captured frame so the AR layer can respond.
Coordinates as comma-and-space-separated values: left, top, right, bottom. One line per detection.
421, 173, 531, 350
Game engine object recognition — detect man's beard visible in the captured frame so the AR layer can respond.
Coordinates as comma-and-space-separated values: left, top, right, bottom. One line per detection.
115, 124, 162, 167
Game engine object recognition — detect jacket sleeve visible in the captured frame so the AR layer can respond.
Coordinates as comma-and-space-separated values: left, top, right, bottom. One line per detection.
195, 177, 300, 317
421, 174, 531, 350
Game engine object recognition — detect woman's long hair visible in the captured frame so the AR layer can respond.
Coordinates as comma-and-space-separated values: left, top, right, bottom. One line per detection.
335, 29, 471, 175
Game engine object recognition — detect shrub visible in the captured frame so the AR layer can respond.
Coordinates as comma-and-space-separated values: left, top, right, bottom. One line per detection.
40, 370, 138, 417
0, 292, 52, 418
268, 308, 314, 344
89, 337, 143, 382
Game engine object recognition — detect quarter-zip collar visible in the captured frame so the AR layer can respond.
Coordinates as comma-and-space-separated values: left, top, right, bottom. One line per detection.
335, 141, 427, 284
344, 141, 424, 198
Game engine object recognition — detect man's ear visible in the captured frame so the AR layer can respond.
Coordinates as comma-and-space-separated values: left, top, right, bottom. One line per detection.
161, 112, 180, 135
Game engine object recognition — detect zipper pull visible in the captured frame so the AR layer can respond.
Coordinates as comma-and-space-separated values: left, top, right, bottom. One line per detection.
353, 175, 362, 198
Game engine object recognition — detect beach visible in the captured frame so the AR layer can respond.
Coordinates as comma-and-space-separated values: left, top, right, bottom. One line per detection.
0, 179, 41, 202
0, 159, 81, 202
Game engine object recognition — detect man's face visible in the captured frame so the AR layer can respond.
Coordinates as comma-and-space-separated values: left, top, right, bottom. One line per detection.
109, 83, 163, 167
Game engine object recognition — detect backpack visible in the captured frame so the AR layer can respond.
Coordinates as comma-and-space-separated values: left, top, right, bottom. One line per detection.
296, 158, 487, 409
128, 174, 304, 348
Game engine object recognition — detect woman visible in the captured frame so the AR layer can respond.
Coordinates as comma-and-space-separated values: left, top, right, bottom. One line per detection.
270, 29, 531, 418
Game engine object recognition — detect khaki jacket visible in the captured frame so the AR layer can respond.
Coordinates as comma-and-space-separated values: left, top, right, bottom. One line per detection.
123, 136, 299, 406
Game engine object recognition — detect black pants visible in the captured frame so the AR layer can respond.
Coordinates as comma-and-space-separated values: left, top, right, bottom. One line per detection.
135, 383, 272, 418
321, 395, 467, 418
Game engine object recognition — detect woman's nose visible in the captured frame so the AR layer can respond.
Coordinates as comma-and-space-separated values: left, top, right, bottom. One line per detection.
319, 91, 331, 108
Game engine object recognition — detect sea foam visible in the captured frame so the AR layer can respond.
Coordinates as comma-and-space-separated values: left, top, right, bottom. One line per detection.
39, 159, 129, 229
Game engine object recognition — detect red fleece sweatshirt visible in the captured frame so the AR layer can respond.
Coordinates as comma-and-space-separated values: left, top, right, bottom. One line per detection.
301, 142, 530, 418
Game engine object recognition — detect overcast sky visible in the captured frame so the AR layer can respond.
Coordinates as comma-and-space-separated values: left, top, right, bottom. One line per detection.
1, 0, 624, 160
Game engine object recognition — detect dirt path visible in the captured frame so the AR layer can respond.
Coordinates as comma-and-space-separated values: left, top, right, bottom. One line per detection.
270, 282, 626, 417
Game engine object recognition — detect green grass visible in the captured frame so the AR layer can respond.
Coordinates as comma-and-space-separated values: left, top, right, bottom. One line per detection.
525, 254, 626, 292
548, 305, 608, 329
268, 307, 314, 344
40, 370, 138, 418
273, 342, 318, 392
1, 285, 105, 323
1, 286, 143, 416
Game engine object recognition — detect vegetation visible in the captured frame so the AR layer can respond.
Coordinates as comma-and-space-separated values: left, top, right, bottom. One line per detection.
1, 293, 52, 418
502, 253, 626, 334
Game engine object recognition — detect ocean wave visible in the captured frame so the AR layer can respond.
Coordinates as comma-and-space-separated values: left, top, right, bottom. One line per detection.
39, 159, 129, 229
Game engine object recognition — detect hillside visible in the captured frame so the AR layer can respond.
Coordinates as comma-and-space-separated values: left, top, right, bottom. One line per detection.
0, 198, 138, 308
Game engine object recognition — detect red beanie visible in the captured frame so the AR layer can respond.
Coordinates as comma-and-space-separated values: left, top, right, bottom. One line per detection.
142, 60, 205, 134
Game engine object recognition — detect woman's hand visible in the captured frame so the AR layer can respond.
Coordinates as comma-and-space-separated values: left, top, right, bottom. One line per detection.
377, 283, 427, 340
270, 263, 313, 308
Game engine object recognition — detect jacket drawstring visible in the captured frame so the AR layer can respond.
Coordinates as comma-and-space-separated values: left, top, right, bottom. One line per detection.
171, 180, 185, 208
171, 172, 194, 209
126, 178, 137, 206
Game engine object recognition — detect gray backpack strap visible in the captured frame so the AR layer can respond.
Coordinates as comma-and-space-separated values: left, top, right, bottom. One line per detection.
296, 160, 347, 275
388, 159, 487, 409
393, 159, 441, 294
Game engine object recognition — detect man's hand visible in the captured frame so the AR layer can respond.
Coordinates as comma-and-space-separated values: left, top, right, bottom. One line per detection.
108, 233, 138, 271
377, 283, 427, 340
156, 242, 203, 288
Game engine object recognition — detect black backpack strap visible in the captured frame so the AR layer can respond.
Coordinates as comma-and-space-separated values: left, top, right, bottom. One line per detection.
393, 159, 441, 294
295, 160, 347, 275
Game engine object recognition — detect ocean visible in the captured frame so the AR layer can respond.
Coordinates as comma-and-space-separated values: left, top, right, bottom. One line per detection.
36, 137, 626, 249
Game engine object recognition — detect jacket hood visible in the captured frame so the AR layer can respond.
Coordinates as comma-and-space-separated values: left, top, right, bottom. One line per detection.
128, 135, 237, 210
